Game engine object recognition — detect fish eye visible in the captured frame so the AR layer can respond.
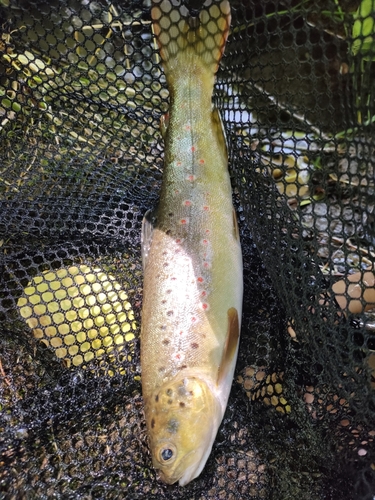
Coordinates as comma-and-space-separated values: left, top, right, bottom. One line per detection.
161, 448, 173, 461
156, 442, 177, 465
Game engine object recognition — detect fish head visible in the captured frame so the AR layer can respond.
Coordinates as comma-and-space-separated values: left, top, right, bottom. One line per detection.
145, 375, 222, 486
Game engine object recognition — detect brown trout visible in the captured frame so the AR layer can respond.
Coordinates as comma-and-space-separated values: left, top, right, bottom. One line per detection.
141, 0, 243, 486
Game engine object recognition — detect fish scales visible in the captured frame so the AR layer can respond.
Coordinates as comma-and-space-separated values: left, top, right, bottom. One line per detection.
141, 0, 243, 486
143, 69, 235, 383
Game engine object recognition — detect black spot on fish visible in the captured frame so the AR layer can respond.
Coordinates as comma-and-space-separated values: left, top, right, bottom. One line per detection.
166, 229, 171, 235
180, 365, 187, 370
163, 262, 169, 267
168, 212, 174, 217
166, 289, 172, 294
151, 418, 155, 428
167, 310, 174, 316
167, 418, 179, 434
161, 299, 167, 304
178, 384, 189, 397
162, 338, 170, 345
179, 402, 185, 408
155, 394, 159, 402
159, 325, 166, 330
162, 251, 168, 256
167, 399, 173, 405
166, 388, 173, 396
191, 342, 199, 349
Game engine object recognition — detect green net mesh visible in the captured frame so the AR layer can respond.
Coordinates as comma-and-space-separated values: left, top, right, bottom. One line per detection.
0, 0, 375, 498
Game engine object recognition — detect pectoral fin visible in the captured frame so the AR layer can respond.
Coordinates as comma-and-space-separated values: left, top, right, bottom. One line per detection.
232, 207, 240, 241
217, 307, 240, 387
141, 210, 155, 270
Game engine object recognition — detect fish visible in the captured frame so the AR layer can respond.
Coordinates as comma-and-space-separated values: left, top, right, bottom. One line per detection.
141, 0, 243, 486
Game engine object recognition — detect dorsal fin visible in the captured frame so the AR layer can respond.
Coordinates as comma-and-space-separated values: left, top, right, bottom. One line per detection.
141, 210, 155, 270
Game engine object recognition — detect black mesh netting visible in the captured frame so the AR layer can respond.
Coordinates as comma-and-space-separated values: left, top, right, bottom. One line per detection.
0, 0, 375, 498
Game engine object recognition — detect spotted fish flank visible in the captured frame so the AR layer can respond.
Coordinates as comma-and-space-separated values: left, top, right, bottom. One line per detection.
141, 0, 243, 487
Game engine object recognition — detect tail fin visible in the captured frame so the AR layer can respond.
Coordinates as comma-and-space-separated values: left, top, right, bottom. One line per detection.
151, 0, 231, 78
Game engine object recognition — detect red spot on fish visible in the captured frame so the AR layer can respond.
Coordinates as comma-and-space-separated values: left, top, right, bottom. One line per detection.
203, 206, 209, 211
197, 276, 204, 283
176, 354, 181, 360
199, 159, 205, 164
185, 125, 191, 131
202, 239, 208, 245
186, 174, 196, 182
175, 189, 180, 194
201, 302, 209, 311
179, 330, 183, 335
203, 262, 211, 269
180, 218, 188, 225
205, 229, 210, 234
183, 200, 192, 207
191, 146, 196, 152
201, 290, 207, 297
191, 316, 197, 322
177, 161, 182, 166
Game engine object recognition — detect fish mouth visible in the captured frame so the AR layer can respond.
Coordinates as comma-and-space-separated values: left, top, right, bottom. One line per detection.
178, 439, 218, 486
157, 470, 178, 485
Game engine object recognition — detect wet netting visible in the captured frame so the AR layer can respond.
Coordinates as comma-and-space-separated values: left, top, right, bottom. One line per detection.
0, 0, 375, 498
